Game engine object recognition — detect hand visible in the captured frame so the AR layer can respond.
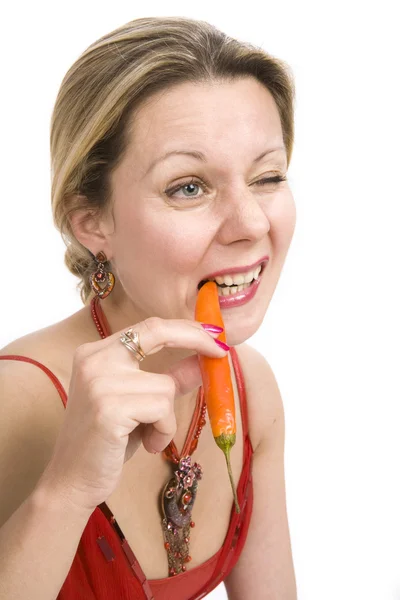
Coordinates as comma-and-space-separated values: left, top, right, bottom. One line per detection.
40, 317, 228, 513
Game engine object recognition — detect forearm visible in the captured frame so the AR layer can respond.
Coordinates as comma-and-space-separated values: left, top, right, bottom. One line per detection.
0, 476, 93, 600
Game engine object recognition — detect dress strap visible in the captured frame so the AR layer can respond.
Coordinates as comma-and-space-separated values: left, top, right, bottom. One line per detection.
0, 355, 68, 408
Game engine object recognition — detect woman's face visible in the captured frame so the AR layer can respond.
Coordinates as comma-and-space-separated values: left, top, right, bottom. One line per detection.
103, 77, 296, 345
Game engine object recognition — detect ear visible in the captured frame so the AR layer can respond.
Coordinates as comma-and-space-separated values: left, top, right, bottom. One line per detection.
68, 197, 114, 258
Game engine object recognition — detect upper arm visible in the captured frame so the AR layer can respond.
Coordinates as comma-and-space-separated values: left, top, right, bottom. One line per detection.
224, 343, 297, 599
0, 359, 64, 527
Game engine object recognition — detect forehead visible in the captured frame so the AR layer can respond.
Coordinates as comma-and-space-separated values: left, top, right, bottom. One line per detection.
126, 78, 284, 161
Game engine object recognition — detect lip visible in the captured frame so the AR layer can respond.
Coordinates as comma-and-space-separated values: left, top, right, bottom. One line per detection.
197, 255, 270, 290
217, 260, 267, 308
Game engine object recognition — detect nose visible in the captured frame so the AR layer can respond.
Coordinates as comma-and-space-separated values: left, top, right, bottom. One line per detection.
216, 187, 271, 244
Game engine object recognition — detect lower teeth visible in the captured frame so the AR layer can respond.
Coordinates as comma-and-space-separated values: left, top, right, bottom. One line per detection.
217, 281, 253, 296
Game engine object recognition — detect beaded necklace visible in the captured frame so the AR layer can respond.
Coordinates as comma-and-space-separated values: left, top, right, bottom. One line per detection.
90, 297, 207, 577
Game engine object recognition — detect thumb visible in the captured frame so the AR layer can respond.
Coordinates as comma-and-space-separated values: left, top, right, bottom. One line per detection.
163, 353, 203, 397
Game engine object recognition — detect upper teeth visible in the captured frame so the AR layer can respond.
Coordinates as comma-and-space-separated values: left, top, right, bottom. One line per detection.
213, 265, 262, 286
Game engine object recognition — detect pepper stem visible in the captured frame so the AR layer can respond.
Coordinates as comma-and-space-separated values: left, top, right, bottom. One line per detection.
215, 433, 240, 514
223, 448, 240, 514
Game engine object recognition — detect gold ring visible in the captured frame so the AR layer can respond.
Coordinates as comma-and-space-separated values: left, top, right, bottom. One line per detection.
120, 329, 146, 362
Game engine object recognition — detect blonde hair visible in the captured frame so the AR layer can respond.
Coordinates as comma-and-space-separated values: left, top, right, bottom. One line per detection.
51, 16, 296, 304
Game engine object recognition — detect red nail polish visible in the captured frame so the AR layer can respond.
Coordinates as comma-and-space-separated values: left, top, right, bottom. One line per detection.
214, 339, 230, 351
201, 323, 224, 333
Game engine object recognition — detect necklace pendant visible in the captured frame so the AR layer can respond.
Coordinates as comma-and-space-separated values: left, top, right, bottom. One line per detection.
161, 456, 203, 576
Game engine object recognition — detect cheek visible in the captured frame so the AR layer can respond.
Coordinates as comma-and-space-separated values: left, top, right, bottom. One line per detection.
114, 205, 208, 274
156, 219, 210, 275
268, 189, 296, 251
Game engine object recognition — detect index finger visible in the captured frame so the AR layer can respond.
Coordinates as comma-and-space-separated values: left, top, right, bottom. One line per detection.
88, 316, 227, 366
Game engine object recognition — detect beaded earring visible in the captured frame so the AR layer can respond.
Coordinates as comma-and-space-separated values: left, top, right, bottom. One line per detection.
89, 251, 115, 299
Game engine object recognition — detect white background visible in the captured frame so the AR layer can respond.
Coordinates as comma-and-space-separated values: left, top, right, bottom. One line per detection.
1, 1, 399, 599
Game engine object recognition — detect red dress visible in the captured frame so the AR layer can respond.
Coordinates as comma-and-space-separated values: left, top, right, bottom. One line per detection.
0, 345, 254, 599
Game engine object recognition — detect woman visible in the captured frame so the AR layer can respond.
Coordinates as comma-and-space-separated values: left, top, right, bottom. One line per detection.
0, 16, 297, 600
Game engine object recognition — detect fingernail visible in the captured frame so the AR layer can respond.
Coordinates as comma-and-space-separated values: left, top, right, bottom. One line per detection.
214, 339, 230, 351
201, 323, 224, 333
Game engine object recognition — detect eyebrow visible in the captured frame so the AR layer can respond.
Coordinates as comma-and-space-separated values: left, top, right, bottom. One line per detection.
144, 145, 286, 176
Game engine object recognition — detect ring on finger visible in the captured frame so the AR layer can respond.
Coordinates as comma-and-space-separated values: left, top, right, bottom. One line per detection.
120, 329, 146, 362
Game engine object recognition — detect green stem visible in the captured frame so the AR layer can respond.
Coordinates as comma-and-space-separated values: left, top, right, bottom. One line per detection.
215, 433, 240, 514
223, 448, 241, 514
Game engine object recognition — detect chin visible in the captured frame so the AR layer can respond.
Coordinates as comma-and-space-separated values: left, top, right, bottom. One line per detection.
223, 299, 272, 347
224, 323, 262, 347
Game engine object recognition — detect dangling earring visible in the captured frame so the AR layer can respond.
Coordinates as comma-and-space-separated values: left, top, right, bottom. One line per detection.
89, 251, 115, 299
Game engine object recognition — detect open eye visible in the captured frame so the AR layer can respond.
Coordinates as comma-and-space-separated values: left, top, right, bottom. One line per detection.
164, 178, 208, 200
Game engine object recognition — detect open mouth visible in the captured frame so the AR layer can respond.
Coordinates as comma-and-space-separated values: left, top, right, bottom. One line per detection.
197, 261, 267, 294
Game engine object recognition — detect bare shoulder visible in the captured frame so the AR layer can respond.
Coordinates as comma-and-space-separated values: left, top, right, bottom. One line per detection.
0, 310, 84, 408
0, 353, 66, 528
0, 305, 94, 382
0, 307, 93, 527
233, 342, 285, 453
